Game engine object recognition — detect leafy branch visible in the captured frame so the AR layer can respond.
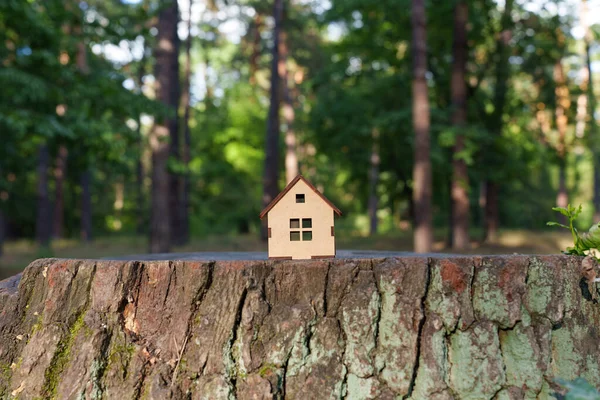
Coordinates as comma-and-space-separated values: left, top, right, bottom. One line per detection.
547, 204, 600, 258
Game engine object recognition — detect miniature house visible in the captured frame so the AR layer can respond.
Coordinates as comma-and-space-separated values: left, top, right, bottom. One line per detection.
260, 175, 342, 260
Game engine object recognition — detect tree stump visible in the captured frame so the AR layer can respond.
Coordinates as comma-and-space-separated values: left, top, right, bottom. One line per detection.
1, 255, 599, 399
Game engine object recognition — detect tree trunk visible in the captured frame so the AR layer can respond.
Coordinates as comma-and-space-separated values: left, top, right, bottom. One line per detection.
554, 60, 570, 222
150, 0, 180, 253
3, 256, 600, 399
368, 129, 380, 236
179, 0, 194, 245
136, 52, 146, 236
35, 144, 51, 248
136, 119, 145, 235
411, 0, 433, 253
483, 0, 513, 243
262, 0, 284, 240
249, 13, 263, 85
165, 0, 181, 246
281, 29, 298, 184
450, 0, 469, 250
52, 145, 68, 239
80, 170, 92, 242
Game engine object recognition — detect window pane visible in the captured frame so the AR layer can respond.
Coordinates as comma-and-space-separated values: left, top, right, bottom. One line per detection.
302, 231, 312, 241
290, 231, 300, 241
296, 194, 305, 203
290, 218, 300, 228
302, 218, 312, 228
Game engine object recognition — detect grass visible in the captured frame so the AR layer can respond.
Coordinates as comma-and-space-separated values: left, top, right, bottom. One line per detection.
0, 229, 574, 281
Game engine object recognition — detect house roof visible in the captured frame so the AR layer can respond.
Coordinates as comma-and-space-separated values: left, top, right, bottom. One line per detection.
259, 175, 342, 219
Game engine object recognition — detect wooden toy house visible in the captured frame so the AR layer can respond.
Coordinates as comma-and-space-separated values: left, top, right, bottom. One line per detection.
260, 175, 342, 260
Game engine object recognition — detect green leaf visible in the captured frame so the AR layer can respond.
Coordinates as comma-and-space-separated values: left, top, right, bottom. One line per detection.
579, 223, 600, 250
547, 221, 569, 229
552, 207, 570, 217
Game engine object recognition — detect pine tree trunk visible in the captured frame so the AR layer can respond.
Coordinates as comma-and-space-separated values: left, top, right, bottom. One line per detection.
35, 145, 51, 248
281, 29, 298, 184
450, 0, 469, 250
368, 129, 380, 236
411, 0, 433, 253
249, 13, 263, 85
136, 119, 145, 236
483, 0, 513, 243
179, 0, 194, 245
80, 170, 92, 242
136, 53, 146, 236
52, 145, 68, 239
150, 0, 180, 253
165, 0, 181, 246
262, 0, 284, 240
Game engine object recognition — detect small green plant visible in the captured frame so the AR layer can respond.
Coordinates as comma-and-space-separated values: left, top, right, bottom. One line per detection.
547, 204, 600, 257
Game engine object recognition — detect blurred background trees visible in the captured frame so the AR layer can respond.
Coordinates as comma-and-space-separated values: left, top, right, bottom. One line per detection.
0, 0, 599, 268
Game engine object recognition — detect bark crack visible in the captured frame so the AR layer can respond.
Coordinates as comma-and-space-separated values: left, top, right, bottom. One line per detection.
132, 358, 151, 400
323, 261, 331, 317
224, 285, 248, 399
163, 261, 176, 307
171, 261, 214, 386
402, 257, 431, 400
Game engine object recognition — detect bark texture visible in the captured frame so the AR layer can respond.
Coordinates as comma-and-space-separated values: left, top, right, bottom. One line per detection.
1, 255, 600, 399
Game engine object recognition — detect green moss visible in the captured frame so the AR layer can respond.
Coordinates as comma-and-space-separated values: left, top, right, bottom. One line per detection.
106, 337, 135, 379
0, 362, 12, 399
41, 313, 86, 399
30, 312, 44, 337
258, 363, 277, 378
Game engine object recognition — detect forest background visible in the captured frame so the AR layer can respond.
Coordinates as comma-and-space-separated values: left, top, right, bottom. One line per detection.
1, 0, 599, 278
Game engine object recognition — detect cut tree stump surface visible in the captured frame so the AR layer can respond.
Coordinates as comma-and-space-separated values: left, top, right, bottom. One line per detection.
104, 250, 422, 261
1, 255, 599, 399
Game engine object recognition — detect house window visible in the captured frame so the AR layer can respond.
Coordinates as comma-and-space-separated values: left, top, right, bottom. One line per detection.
296, 194, 305, 203
290, 218, 312, 241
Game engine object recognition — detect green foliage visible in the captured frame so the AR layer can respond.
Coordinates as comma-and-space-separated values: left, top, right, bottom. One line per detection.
0, 0, 597, 245
548, 205, 600, 257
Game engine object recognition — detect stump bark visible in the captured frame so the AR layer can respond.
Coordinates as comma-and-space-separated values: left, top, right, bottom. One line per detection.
1, 255, 599, 399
